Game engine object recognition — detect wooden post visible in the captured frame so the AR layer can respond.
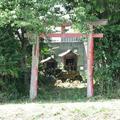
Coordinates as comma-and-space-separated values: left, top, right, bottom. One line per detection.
30, 36, 39, 100
87, 19, 107, 97
87, 25, 94, 97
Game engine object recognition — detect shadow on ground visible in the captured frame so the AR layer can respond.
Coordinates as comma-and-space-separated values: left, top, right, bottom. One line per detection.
37, 85, 87, 103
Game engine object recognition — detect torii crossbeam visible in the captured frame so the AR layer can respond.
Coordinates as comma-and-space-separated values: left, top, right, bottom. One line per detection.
30, 19, 107, 100
47, 33, 103, 38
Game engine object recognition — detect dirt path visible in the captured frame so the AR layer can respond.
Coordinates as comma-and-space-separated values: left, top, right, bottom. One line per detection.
0, 99, 120, 120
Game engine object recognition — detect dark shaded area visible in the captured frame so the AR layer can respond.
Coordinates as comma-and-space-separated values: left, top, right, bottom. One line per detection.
38, 85, 87, 102
63, 51, 77, 71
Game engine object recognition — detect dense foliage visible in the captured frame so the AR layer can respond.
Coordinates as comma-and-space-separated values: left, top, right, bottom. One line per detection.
0, 0, 60, 100
94, 25, 120, 96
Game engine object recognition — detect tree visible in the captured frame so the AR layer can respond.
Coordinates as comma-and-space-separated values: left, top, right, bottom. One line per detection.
0, 0, 63, 97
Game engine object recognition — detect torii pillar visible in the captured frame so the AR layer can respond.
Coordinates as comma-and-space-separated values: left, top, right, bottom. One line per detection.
87, 25, 100, 97
87, 19, 108, 97
30, 36, 39, 100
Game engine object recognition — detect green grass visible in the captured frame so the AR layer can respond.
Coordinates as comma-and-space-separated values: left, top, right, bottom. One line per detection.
37, 86, 87, 103
1, 81, 120, 104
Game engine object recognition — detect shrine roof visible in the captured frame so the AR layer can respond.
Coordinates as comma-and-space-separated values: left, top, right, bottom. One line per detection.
58, 49, 78, 57
40, 56, 54, 63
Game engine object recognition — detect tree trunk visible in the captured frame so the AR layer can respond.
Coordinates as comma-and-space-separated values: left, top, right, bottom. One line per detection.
17, 28, 30, 95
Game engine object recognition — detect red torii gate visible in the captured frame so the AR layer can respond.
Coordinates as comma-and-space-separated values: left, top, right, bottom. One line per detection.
30, 20, 107, 100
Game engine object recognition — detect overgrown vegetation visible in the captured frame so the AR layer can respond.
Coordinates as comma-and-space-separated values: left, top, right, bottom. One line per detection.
94, 25, 120, 96
0, 0, 120, 102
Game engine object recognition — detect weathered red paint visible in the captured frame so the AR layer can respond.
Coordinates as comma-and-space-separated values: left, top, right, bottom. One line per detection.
34, 66, 38, 95
30, 38, 39, 100
34, 66, 38, 78
92, 34, 103, 38
36, 41, 39, 58
47, 33, 103, 38
88, 35, 94, 96
35, 40, 39, 97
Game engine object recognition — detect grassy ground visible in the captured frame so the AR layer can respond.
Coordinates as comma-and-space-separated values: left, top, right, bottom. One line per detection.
0, 80, 120, 120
